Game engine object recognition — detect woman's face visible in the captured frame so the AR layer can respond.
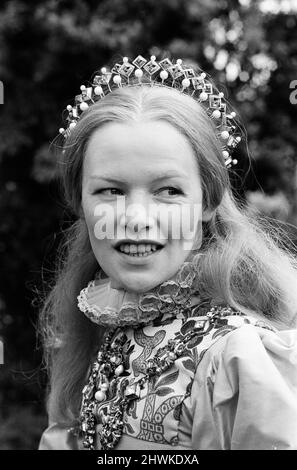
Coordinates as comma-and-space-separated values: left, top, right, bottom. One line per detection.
82, 120, 210, 293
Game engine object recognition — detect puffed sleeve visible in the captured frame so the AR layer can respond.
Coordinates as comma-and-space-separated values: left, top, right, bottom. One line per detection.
38, 422, 79, 450
190, 324, 297, 450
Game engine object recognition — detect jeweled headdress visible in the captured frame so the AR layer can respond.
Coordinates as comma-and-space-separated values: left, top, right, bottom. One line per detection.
58, 55, 242, 168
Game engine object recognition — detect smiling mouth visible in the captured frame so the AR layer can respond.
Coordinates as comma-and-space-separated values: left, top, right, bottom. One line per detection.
114, 242, 164, 257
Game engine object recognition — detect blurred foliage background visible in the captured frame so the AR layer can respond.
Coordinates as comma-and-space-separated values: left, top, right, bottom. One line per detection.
0, 0, 296, 449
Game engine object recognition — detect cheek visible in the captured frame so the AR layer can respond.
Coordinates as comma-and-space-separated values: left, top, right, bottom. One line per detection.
160, 202, 202, 241
84, 199, 124, 244
81, 195, 102, 241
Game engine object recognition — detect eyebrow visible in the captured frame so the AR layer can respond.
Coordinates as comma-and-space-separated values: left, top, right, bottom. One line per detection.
89, 171, 188, 183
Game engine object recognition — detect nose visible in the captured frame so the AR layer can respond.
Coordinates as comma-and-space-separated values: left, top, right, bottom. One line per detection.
119, 193, 154, 235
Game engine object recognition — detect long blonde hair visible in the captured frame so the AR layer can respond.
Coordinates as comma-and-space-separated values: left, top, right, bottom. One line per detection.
39, 84, 297, 426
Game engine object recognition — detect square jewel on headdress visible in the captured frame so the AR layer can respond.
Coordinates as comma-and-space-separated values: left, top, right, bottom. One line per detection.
111, 63, 122, 74
65, 110, 73, 122
119, 62, 135, 77
203, 83, 213, 95
227, 135, 239, 148
167, 64, 184, 79
183, 68, 196, 79
209, 95, 222, 109
74, 87, 92, 104
74, 94, 82, 104
143, 60, 161, 75
71, 107, 79, 118
132, 55, 147, 68
82, 87, 93, 99
93, 73, 112, 86
191, 77, 204, 90
159, 58, 173, 70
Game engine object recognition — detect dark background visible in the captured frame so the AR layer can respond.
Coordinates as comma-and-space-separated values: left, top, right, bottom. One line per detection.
0, 0, 296, 449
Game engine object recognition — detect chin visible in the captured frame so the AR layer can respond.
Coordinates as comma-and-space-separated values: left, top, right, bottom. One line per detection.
120, 275, 162, 293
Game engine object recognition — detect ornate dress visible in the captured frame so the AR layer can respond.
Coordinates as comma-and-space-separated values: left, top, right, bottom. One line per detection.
39, 261, 297, 450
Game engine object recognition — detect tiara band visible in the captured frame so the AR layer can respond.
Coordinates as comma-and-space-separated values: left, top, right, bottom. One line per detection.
59, 55, 241, 168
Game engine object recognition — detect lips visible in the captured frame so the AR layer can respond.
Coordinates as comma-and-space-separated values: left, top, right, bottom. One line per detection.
114, 239, 164, 249
114, 240, 164, 257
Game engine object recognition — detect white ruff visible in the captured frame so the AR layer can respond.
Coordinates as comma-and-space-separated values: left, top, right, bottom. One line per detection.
77, 256, 202, 327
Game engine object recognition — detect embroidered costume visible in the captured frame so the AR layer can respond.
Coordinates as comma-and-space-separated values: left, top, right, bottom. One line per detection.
39, 259, 297, 450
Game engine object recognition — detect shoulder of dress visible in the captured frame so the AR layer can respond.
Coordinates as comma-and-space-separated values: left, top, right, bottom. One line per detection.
198, 320, 297, 382
190, 316, 297, 402
183, 302, 278, 369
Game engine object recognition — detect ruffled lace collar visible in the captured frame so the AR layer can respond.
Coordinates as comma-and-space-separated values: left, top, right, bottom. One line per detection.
77, 254, 202, 328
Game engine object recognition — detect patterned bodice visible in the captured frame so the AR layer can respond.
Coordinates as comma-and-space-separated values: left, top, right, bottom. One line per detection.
87, 303, 275, 449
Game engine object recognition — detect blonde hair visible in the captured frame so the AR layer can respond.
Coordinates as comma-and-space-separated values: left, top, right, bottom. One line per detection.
40, 84, 297, 426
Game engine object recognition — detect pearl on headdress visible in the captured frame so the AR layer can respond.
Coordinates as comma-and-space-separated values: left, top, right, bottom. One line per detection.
160, 70, 168, 81
113, 75, 122, 85
233, 159, 238, 165
57, 56, 243, 174
80, 102, 89, 111
135, 69, 143, 78
94, 85, 103, 96
199, 91, 208, 101
182, 78, 191, 89
221, 130, 230, 140
212, 110, 221, 119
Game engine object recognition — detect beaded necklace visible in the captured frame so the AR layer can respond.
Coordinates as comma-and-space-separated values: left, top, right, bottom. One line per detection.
79, 304, 259, 450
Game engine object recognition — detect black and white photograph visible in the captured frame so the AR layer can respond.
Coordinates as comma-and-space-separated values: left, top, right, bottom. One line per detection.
0, 0, 297, 456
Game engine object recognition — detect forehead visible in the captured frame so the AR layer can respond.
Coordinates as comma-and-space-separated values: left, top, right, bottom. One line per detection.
83, 120, 199, 177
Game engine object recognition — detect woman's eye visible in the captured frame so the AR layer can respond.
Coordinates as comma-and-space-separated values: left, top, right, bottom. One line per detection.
95, 188, 124, 196
94, 187, 183, 197
157, 187, 184, 196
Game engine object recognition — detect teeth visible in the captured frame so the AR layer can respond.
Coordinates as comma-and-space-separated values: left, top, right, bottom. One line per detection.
118, 243, 161, 255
